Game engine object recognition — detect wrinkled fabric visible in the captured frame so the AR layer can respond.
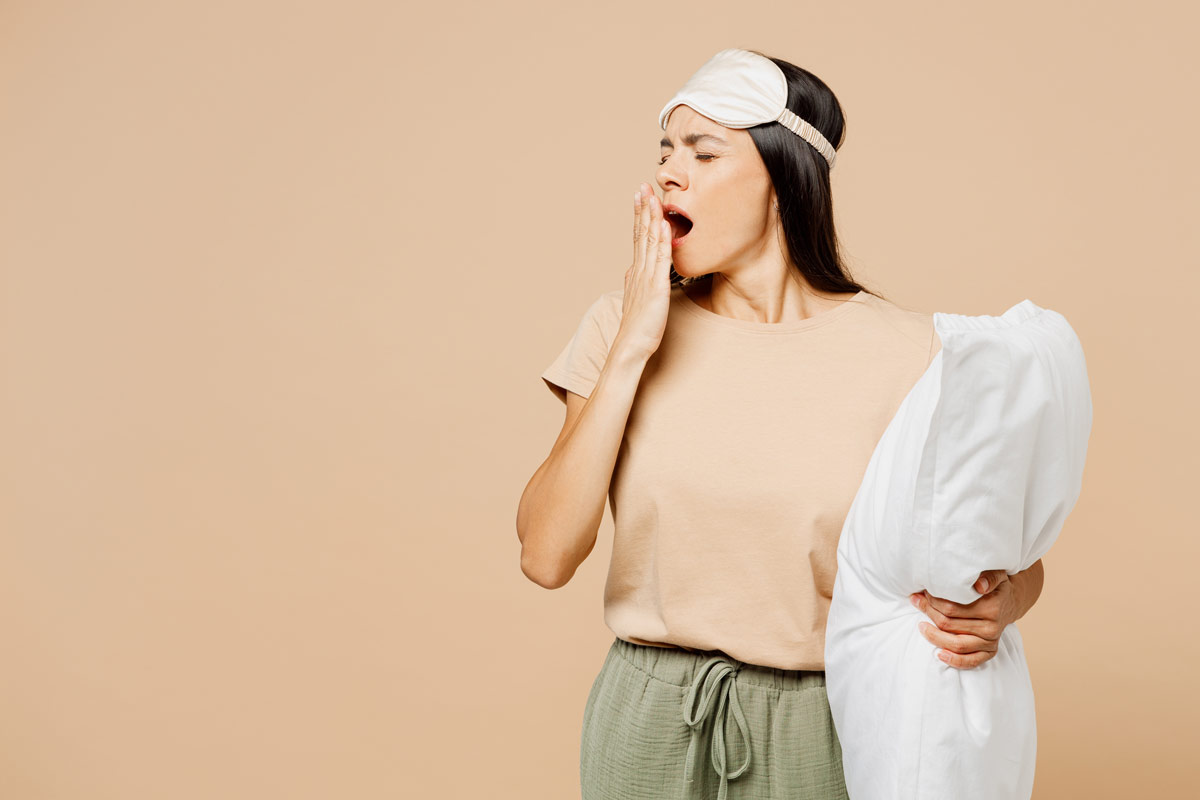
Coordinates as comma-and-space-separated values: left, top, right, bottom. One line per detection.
542, 286, 937, 671
582, 636, 848, 799
824, 299, 1093, 800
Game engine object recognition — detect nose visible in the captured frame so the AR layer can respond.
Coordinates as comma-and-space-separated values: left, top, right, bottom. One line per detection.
655, 160, 686, 192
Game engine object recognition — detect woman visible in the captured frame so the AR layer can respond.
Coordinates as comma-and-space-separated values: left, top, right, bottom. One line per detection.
516, 48, 1046, 800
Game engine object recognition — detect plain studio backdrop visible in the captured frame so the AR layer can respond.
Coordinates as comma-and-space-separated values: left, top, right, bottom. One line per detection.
1, 1, 1196, 797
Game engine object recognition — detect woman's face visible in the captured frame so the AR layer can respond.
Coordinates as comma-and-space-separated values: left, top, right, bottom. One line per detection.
656, 104, 778, 280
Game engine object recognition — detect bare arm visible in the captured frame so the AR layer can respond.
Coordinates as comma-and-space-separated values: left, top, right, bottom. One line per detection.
516, 184, 673, 590
1008, 558, 1045, 622
913, 558, 1048, 669
516, 337, 650, 589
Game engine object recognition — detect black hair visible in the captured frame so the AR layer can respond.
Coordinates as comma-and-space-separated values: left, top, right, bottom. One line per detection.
669, 51, 887, 303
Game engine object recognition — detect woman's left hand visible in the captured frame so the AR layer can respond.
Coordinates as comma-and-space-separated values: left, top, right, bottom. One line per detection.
910, 569, 1023, 670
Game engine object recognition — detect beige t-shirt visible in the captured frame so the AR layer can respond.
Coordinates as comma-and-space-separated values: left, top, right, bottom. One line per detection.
541, 283, 941, 670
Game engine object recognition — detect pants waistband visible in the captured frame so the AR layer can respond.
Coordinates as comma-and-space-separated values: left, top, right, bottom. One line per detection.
609, 636, 827, 692
607, 637, 827, 800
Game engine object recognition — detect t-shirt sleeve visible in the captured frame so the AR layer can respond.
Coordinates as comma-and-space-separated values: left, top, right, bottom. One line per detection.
540, 288, 624, 404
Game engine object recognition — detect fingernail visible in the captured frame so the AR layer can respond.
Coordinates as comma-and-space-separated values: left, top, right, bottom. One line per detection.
980, 578, 989, 592
910, 594, 920, 609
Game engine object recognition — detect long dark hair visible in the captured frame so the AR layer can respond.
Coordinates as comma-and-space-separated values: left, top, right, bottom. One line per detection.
669, 51, 886, 303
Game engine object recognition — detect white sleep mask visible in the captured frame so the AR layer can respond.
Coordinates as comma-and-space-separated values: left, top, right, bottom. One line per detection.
658, 48, 838, 169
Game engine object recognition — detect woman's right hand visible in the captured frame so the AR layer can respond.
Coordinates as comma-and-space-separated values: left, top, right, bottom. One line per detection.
617, 183, 673, 361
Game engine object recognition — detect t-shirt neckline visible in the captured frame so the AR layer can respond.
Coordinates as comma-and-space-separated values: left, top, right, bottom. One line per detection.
677, 286, 867, 333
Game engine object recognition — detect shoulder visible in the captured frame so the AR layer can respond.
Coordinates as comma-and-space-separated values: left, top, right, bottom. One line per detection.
857, 291, 939, 363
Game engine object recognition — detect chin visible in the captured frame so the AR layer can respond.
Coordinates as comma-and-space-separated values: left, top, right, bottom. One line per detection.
670, 259, 707, 282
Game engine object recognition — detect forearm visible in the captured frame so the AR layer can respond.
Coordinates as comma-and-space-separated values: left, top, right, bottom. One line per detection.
1010, 558, 1045, 622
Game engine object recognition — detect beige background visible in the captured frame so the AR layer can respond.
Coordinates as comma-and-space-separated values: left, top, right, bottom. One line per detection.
1, 1, 1196, 797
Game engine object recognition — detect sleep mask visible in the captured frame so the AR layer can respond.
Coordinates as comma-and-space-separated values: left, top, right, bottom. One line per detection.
658, 48, 838, 169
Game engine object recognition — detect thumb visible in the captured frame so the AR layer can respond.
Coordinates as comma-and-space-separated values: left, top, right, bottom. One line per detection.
975, 569, 1008, 594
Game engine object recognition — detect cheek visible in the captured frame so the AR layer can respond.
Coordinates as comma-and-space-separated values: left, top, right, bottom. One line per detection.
711, 200, 768, 243
714, 176, 770, 229
690, 168, 772, 248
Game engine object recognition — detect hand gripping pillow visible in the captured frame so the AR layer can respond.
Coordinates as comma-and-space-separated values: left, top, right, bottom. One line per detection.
824, 299, 1093, 800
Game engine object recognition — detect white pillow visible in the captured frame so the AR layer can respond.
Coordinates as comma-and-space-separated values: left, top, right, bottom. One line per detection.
824, 299, 1093, 800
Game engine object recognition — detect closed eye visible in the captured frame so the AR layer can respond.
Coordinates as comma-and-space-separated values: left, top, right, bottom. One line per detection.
658, 153, 715, 165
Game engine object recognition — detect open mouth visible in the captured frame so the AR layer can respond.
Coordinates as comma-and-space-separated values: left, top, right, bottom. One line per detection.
666, 209, 695, 245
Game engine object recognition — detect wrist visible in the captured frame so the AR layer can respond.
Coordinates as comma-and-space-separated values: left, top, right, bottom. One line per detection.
1009, 572, 1028, 623
609, 334, 655, 369
1008, 568, 1036, 623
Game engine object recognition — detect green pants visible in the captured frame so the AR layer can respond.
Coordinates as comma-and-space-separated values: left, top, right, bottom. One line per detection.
580, 636, 850, 800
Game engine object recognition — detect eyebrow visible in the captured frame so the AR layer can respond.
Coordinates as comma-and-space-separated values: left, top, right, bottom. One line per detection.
660, 132, 730, 148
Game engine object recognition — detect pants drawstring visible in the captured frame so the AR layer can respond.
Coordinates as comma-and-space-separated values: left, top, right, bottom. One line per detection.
682, 655, 751, 800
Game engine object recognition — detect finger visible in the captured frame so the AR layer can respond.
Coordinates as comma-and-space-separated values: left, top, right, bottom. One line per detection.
936, 647, 996, 670
640, 193, 661, 275
926, 601, 1004, 640
635, 188, 652, 270
919, 604, 985, 637
656, 218, 672, 277
919, 622, 994, 656
934, 596, 1003, 634
975, 569, 1009, 595
638, 185, 648, 267
923, 589, 996, 621
914, 590, 972, 621
624, 195, 636, 291
633, 189, 643, 245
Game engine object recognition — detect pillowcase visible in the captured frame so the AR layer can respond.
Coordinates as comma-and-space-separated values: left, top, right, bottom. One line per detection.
824, 299, 1093, 800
